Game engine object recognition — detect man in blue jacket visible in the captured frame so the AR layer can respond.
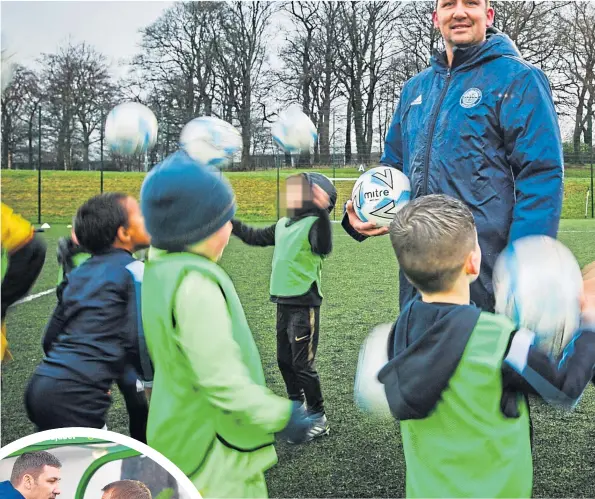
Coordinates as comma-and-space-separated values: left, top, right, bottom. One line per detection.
343, 0, 564, 313
0, 451, 62, 498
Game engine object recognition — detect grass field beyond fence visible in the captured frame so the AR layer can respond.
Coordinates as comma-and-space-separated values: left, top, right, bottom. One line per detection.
1, 166, 593, 223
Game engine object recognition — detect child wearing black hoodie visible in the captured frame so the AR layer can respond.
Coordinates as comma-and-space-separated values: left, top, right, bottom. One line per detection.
378, 194, 595, 498
232, 172, 336, 443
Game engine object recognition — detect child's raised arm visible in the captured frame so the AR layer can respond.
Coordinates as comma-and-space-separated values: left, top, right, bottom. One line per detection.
502, 289, 595, 409
309, 208, 333, 257
502, 325, 595, 410
231, 219, 276, 247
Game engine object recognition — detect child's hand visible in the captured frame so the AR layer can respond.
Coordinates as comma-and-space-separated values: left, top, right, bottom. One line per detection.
279, 401, 312, 444
312, 184, 330, 210
581, 289, 595, 326
581, 263, 595, 325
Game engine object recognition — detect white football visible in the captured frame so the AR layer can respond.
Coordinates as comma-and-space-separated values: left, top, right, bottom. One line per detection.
354, 323, 392, 417
493, 235, 583, 356
351, 167, 411, 227
180, 116, 242, 168
271, 106, 317, 153
105, 102, 158, 156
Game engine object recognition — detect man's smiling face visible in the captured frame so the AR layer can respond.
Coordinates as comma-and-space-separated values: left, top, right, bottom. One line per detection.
433, 0, 495, 50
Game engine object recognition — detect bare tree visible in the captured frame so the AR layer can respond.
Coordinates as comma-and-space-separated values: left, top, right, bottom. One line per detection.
135, 2, 222, 123
71, 44, 114, 170
557, 2, 595, 159
309, 1, 341, 164
1, 65, 32, 168
41, 43, 78, 170
213, 1, 277, 169
336, 1, 404, 164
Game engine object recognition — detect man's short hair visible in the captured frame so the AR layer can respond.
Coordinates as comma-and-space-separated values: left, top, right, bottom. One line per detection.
74, 192, 130, 254
10, 451, 62, 486
436, 0, 490, 9
102, 480, 152, 499
389, 194, 477, 294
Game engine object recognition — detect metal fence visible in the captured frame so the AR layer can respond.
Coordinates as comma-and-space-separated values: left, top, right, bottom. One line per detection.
2, 149, 593, 224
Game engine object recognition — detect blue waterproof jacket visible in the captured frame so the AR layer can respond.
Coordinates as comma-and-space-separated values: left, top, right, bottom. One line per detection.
344, 29, 563, 312
0, 481, 25, 499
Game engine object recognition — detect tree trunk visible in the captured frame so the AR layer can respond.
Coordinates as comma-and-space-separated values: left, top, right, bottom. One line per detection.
240, 74, 253, 170
351, 79, 366, 164
585, 104, 593, 149
57, 123, 66, 171
82, 122, 90, 170
345, 97, 352, 164
318, 104, 331, 164
573, 110, 584, 164
28, 116, 34, 169
1, 116, 10, 169
83, 136, 90, 171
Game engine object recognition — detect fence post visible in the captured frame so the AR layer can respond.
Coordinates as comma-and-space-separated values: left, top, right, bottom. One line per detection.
37, 105, 42, 224
276, 150, 280, 222
100, 110, 104, 193
590, 145, 594, 218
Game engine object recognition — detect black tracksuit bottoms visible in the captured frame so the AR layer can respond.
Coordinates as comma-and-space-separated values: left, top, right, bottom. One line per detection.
276, 304, 324, 415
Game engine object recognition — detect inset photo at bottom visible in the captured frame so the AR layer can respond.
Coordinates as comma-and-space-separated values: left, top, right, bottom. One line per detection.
0, 428, 201, 499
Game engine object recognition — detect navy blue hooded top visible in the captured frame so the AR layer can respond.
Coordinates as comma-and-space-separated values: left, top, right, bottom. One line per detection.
378, 299, 595, 422
343, 28, 563, 312
35, 248, 151, 392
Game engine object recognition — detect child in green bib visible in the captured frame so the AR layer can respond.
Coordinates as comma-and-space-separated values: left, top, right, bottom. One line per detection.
140, 151, 314, 498
231, 172, 337, 443
379, 194, 595, 498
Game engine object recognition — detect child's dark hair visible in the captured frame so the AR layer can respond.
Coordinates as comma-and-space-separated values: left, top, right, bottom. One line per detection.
74, 193, 129, 254
389, 194, 477, 294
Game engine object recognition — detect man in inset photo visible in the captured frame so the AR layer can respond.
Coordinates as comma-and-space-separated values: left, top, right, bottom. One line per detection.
101, 480, 152, 499
0, 451, 62, 499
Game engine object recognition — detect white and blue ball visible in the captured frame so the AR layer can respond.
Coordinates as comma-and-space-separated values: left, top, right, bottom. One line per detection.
180, 116, 242, 168
105, 102, 158, 156
351, 167, 411, 227
493, 235, 583, 356
271, 107, 317, 153
354, 323, 392, 417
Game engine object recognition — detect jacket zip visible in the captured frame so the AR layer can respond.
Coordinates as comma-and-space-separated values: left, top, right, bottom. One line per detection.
423, 69, 452, 195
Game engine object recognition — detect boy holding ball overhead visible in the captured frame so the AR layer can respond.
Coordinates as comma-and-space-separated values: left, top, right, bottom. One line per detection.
232, 172, 336, 443
380, 194, 595, 498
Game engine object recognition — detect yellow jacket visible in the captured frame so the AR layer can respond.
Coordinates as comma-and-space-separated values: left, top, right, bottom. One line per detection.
1, 203, 35, 361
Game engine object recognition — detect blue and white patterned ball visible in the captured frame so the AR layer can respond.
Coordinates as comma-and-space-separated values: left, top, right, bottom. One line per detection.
493, 235, 583, 357
271, 107, 317, 153
180, 116, 242, 168
105, 102, 158, 156
351, 166, 411, 227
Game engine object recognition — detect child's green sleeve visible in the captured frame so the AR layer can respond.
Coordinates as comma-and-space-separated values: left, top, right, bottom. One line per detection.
175, 271, 292, 433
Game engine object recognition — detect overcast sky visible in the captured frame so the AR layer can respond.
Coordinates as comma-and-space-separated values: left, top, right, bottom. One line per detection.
0, 1, 575, 140
1, 1, 175, 76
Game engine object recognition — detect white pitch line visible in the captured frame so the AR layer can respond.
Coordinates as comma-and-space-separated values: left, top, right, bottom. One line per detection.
14, 289, 54, 305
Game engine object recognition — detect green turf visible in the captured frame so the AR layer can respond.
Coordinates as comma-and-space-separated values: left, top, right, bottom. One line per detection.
2, 220, 595, 497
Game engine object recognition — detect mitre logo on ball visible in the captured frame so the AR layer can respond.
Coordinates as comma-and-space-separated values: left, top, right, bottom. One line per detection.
351, 167, 411, 227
